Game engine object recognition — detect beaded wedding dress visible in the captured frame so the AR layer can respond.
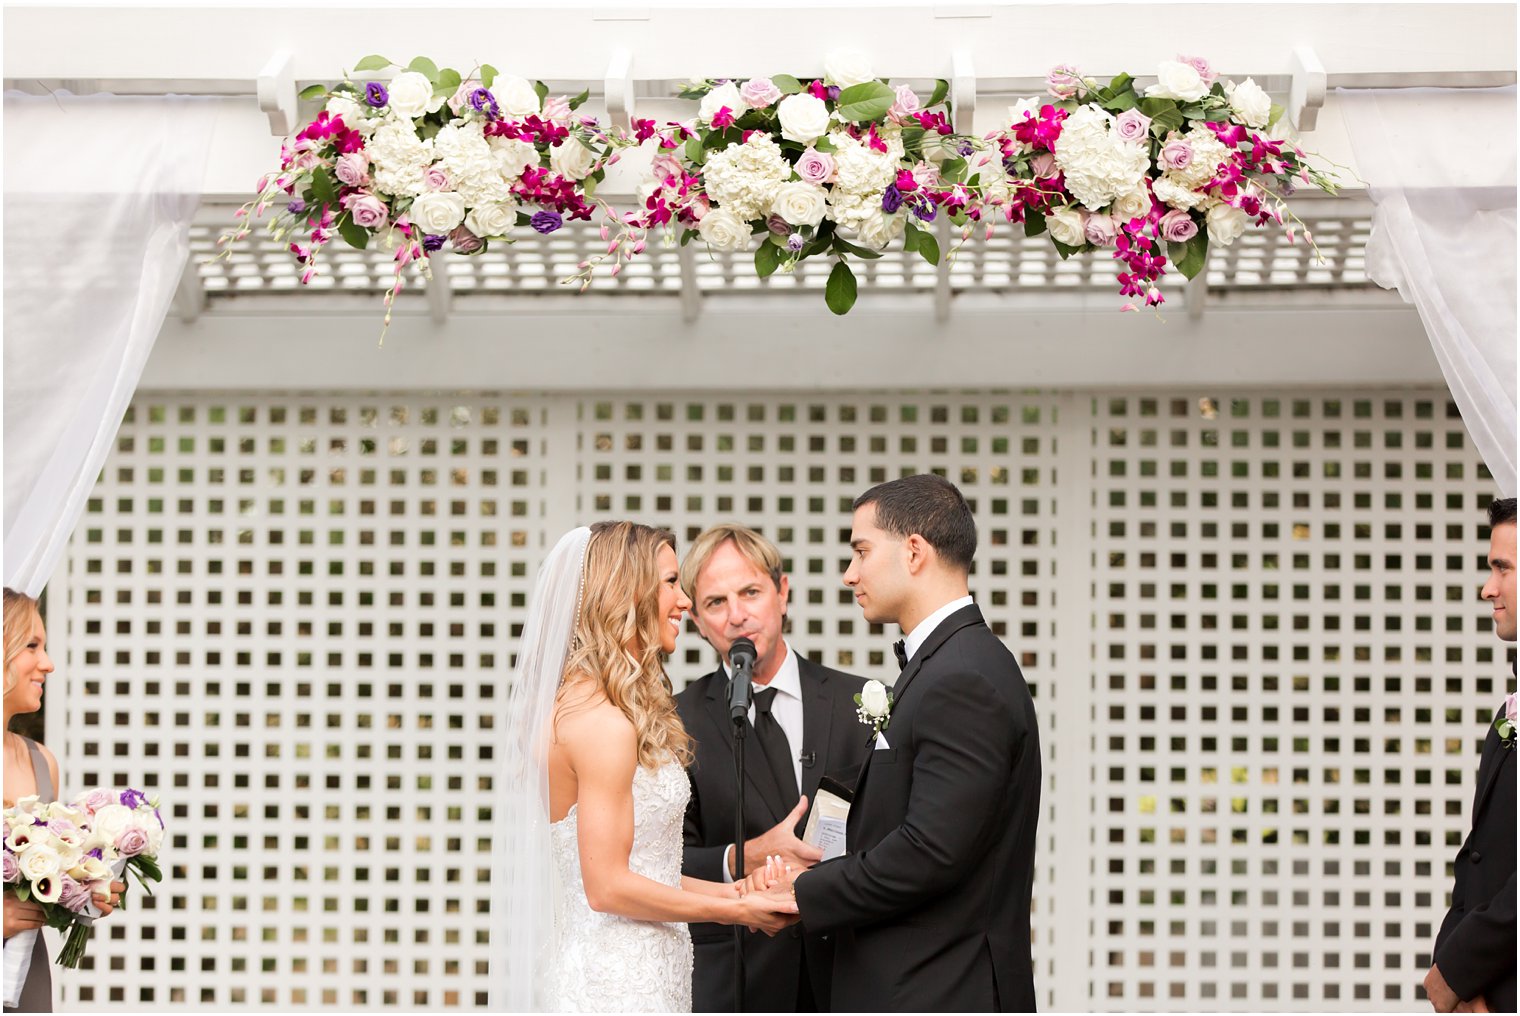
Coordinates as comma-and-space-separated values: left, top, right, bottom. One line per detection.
544, 761, 695, 1012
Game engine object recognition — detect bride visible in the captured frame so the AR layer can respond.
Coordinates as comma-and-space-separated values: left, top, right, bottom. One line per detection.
489, 522, 798, 1011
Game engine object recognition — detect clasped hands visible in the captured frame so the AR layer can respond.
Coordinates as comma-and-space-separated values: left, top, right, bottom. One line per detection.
733, 854, 802, 935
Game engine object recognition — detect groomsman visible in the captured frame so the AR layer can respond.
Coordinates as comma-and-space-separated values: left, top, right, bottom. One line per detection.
1426, 496, 1517, 1013
675, 525, 870, 1012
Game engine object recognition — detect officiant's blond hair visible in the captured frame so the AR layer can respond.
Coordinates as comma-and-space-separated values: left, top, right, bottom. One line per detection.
563, 522, 692, 769
679, 524, 785, 602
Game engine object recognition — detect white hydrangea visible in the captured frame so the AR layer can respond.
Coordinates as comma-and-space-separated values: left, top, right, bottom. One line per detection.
830, 130, 902, 196
488, 137, 540, 181
432, 121, 514, 207
1053, 105, 1150, 211
826, 188, 880, 238
701, 134, 793, 221
367, 115, 435, 199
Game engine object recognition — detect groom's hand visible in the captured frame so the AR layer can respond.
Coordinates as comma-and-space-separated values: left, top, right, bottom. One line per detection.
731, 796, 823, 878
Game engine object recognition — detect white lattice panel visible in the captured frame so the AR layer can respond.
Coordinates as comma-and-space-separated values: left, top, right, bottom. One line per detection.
48, 386, 1505, 1012
1084, 392, 1501, 1011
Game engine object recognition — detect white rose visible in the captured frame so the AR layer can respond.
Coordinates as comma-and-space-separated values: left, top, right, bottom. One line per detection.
494, 75, 541, 118
771, 181, 828, 228
325, 93, 375, 134
860, 680, 889, 716
88, 804, 133, 850
144, 822, 165, 857
1047, 205, 1088, 246
1112, 184, 1153, 221
549, 138, 597, 182
1205, 202, 1249, 245
464, 200, 518, 238
17, 843, 63, 884
698, 82, 744, 124
410, 192, 468, 234
777, 93, 831, 145
386, 71, 445, 120
697, 207, 753, 252
1144, 60, 1210, 102
1227, 77, 1273, 129
824, 49, 876, 88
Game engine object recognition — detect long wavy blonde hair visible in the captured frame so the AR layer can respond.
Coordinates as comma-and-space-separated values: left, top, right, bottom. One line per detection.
3, 589, 41, 698
561, 521, 692, 769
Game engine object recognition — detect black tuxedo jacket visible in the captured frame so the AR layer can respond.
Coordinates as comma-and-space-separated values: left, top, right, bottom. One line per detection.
676, 654, 870, 1012
1435, 699, 1516, 1011
793, 604, 1041, 1012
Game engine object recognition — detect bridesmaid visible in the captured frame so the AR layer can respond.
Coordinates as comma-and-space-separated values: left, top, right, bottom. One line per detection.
2, 589, 121, 1013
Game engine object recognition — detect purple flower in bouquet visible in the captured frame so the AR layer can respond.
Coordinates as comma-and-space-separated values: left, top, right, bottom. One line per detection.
86, 848, 103, 860
786, 233, 806, 252
957, 140, 975, 157
422, 233, 446, 253
530, 210, 563, 235
58, 876, 93, 914
449, 225, 485, 254
2, 850, 17, 884
825, 85, 841, 102
287, 199, 307, 215
365, 82, 389, 108
881, 185, 903, 214
470, 88, 500, 120
334, 152, 370, 187
1085, 213, 1120, 248
912, 198, 937, 222
115, 827, 150, 858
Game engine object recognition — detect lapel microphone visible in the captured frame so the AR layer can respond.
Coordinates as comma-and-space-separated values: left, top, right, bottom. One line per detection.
798, 751, 816, 768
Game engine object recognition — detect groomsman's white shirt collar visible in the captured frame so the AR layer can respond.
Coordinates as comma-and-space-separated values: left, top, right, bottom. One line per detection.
903, 595, 975, 663
720, 642, 803, 881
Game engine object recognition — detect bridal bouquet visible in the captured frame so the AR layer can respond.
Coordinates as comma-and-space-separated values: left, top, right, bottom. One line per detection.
2, 787, 164, 990
216, 56, 631, 336
992, 57, 1341, 309
596, 50, 996, 314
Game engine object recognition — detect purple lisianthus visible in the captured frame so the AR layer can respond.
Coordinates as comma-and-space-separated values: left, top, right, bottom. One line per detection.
469, 88, 500, 119
287, 199, 306, 215
957, 140, 975, 157
912, 199, 937, 223
530, 210, 562, 235
881, 185, 903, 214
825, 85, 841, 102
786, 233, 806, 252
87, 847, 104, 860
365, 82, 389, 108
422, 233, 447, 253
2, 851, 18, 884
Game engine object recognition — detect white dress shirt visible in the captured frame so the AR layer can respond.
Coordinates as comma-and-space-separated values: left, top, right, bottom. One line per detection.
903, 595, 975, 663
720, 641, 804, 881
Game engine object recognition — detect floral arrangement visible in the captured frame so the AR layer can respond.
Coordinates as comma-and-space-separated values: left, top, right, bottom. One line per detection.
215, 56, 632, 337
2, 788, 164, 974
989, 57, 1341, 309
598, 50, 996, 314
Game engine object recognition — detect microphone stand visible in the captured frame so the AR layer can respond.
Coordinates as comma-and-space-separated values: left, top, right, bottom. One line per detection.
726, 638, 756, 1013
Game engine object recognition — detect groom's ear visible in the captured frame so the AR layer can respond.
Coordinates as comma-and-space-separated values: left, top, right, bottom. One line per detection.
903, 534, 934, 575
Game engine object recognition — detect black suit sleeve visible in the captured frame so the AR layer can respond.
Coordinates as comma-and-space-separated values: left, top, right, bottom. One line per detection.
1435, 873, 1517, 1001
794, 667, 1022, 932
681, 764, 730, 882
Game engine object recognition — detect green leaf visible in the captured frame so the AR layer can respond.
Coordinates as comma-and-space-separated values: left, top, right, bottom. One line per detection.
812, 136, 837, 154
1179, 102, 1210, 121
902, 221, 921, 253
825, 260, 858, 315
939, 157, 967, 184
1151, 107, 1186, 134
755, 242, 782, 278
1051, 238, 1084, 259
309, 169, 336, 206
835, 80, 896, 123
407, 56, 438, 81
1099, 90, 1138, 113
772, 74, 803, 96
337, 214, 369, 251
1138, 96, 1180, 120
533, 80, 549, 104
831, 238, 883, 260
1024, 209, 1048, 238
15, 884, 30, 902
703, 127, 741, 151
1107, 72, 1134, 96
916, 230, 941, 266
435, 68, 461, 93
926, 78, 949, 108
568, 88, 590, 111
298, 84, 329, 101
679, 228, 698, 246
353, 55, 391, 73
1268, 102, 1285, 128
683, 135, 706, 166
480, 64, 498, 88
1170, 229, 1209, 279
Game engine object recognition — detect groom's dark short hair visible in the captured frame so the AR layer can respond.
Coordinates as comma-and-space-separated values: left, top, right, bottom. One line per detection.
1490, 497, 1517, 528
854, 474, 976, 571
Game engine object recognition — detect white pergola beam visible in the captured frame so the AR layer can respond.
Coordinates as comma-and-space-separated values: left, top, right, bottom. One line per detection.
4, 5, 1514, 87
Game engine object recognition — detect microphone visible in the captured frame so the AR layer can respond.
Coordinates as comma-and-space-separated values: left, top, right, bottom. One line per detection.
727, 637, 757, 724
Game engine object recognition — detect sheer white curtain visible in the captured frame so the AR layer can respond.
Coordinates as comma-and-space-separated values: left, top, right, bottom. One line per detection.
1335, 86, 1517, 497
4, 93, 214, 595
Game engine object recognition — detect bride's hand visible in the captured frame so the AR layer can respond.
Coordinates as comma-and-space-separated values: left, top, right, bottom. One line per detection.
735, 884, 799, 936
736, 854, 790, 897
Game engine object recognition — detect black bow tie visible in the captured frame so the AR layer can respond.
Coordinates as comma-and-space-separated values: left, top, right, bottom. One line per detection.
893, 639, 909, 671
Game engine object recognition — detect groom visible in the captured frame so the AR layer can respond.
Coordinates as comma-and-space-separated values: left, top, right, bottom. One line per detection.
790, 474, 1041, 1011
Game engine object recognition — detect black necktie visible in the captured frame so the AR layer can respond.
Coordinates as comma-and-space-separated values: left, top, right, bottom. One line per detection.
893, 639, 909, 671
752, 686, 799, 802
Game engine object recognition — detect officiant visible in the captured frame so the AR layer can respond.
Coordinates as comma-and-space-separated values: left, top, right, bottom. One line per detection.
675, 525, 870, 1012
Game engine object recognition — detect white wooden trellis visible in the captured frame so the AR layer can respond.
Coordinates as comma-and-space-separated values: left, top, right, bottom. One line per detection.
45, 386, 1505, 1012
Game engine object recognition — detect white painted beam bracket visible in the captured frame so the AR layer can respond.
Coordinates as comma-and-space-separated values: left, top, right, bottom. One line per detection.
1289, 45, 1327, 132
256, 49, 297, 137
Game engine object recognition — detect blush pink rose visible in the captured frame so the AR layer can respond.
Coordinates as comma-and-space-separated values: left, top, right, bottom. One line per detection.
540, 95, 573, 124
889, 84, 921, 121
1160, 139, 1193, 171
1084, 213, 1119, 248
795, 148, 836, 185
348, 194, 388, 229
334, 152, 370, 187
1177, 55, 1219, 87
115, 827, 150, 858
1030, 152, 1058, 179
740, 78, 783, 109
1046, 64, 1086, 100
1159, 208, 1199, 243
1114, 109, 1152, 143
423, 165, 451, 191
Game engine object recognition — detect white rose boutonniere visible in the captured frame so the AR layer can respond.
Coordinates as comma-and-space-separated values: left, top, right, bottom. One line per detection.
855, 679, 894, 737
1497, 692, 1517, 745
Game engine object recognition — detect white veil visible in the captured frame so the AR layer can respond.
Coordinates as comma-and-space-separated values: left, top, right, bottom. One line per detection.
488, 526, 592, 1011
